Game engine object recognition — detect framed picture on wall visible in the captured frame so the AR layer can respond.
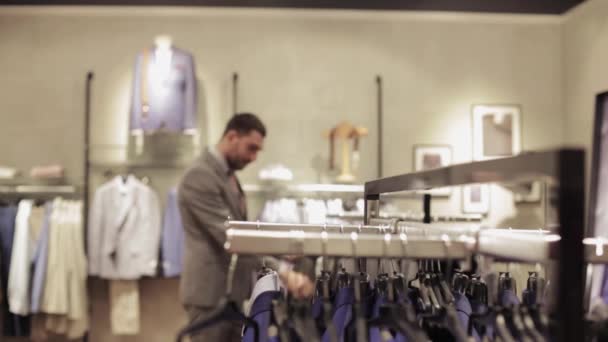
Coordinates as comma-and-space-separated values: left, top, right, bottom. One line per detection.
472, 104, 522, 161
413, 145, 452, 197
462, 184, 490, 214
513, 181, 543, 204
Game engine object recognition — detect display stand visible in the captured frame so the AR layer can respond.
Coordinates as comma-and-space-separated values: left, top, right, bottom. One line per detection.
363, 149, 586, 341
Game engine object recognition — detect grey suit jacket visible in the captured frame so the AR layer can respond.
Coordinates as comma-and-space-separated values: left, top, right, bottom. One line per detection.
178, 150, 261, 307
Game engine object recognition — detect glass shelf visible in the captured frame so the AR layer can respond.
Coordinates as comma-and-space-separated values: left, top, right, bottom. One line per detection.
242, 183, 364, 194
90, 161, 192, 170
0, 184, 80, 196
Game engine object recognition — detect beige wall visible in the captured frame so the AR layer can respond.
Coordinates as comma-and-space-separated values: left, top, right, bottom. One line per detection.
0, 7, 564, 184
561, 0, 608, 225
563, 0, 608, 154
0, 6, 565, 342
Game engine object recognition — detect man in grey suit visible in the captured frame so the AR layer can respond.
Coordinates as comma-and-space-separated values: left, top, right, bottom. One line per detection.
178, 113, 313, 341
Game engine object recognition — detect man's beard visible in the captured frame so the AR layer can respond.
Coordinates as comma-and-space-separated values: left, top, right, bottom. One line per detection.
227, 157, 247, 171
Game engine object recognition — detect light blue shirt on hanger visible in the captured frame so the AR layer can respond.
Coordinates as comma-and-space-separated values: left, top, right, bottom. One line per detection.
162, 187, 185, 277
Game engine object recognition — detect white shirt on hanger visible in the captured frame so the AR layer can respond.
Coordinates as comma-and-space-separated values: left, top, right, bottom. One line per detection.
8, 200, 34, 315
245, 271, 282, 316
303, 199, 327, 224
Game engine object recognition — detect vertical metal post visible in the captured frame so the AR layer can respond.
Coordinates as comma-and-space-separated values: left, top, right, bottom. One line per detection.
84, 72, 93, 244
83, 71, 93, 342
423, 193, 431, 224
376, 76, 383, 178
543, 181, 548, 229
556, 150, 585, 341
363, 193, 380, 275
232, 72, 238, 116
364, 194, 380, 225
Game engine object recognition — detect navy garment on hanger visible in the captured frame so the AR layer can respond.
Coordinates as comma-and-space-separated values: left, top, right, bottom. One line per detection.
369, 293, 387, 342
501, 290, 520, 307
522, 289, 536, 306
0, 205, 30, 337
470, 300, 493, 340
369, 294, 408, 342
322, 287, 354, 342
453, 292, 480, 341
243, 291, 282, 342
312, 295, 323, 321
393, 289, 413, 342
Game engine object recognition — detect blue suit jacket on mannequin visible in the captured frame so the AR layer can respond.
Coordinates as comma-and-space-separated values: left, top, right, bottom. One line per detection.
130, 47, 197, 132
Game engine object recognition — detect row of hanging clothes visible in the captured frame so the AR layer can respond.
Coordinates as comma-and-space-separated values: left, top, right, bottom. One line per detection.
257, 196, 481, 227
0, 197, 87, 339
178, 221, 558, 342
239, 262, 549, 342
258, 197, 364, 225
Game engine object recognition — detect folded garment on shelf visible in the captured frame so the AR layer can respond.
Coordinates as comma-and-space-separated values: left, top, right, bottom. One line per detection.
29, 165, 64, 179
259, 164, 293, 182
0, 166, 19, 179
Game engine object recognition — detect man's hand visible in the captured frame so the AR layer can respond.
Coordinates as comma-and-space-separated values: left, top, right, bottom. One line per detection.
278, 270, 314, 299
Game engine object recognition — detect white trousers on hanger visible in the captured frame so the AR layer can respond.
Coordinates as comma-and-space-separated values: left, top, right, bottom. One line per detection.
110, 279, 140, 335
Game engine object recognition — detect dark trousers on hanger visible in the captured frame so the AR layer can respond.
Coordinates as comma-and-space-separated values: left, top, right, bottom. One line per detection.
185, 305, 243, 342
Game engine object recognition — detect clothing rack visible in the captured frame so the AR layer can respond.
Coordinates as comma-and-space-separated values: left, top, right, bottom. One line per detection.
0, 71, 95, 342
363, 148, 585, 342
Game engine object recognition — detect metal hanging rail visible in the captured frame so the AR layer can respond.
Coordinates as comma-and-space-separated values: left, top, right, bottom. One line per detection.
227, 219, 608, 266
224, 229, 470, 259
226, 220, 395, 233
325, 212, 484, 223
225, 220, 559, 263
395, 221, 548, 238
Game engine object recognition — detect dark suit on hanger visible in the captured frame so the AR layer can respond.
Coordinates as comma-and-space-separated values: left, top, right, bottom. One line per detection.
178, 148, 260, 342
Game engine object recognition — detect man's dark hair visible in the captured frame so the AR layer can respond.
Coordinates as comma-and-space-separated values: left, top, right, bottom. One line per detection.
223, 112, 266, 137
